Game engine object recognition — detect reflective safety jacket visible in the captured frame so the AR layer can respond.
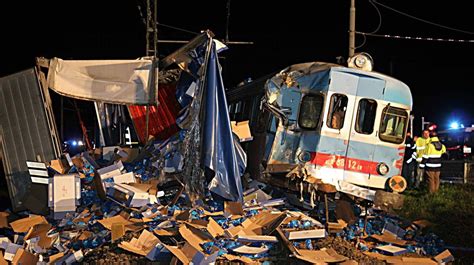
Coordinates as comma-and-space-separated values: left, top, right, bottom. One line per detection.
421, 136, 446, 172
404, 136, 417, 164
416, 136, 430, 167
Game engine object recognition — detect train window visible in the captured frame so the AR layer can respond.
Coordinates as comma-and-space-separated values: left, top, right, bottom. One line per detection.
379, 106, 408, 144
298, 94, 324, 130
355, 99, 377, 134
326, 94, 348, 129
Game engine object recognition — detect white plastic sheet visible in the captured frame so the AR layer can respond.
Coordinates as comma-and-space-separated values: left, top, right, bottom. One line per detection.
48, 58, 154, 104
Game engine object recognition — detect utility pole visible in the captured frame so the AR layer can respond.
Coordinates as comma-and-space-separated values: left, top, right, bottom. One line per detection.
349, 0, 356, 57
144, 0, 159, 142
146, 0, 158, 58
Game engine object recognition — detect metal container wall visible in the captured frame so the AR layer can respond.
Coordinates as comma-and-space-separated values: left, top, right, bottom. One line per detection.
0, 68, 60, 212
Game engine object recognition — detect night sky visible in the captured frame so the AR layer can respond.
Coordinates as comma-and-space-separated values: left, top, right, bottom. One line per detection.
1, 1, 473, 136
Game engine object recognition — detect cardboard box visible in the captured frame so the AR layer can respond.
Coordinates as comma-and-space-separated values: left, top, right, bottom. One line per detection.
2, 243, 22, 261
224, 201, 244, 218
295, 248, 348, 264
232, 245, 269, 255
10, 215, 48, 233
206, 218, 225, 238
284, 228, 326, 240
225, 211, 285, 237
236, 235, 278, 243
112, 172, 136, 185
243, 188, 272, 205
25, 223, 56, 250
231, 120, 253, 142
375, 245, 408, 256
106, 183, 150, 208
179, 225, 213, 252
0, 212, 8, 228
163, 243, 218, 265
48, 174, 81, 219
97, 163, 122, 180
11, 248, 38, 265
97, 215, 141, 232
222, 254, 254, 264
382, 222, 406, 239
118, 230, 160, 259
49, 159, 69, 174
48, 252, 64, 264
370, 233, 407, 246
111, 223, 125, 242
386, 256, 437, 264
328, 219, 347, 234
434, 250, 455, 264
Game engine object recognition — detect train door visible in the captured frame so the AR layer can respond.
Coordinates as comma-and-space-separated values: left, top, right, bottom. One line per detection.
313, 71, 359, 185
342, 75, 386, 187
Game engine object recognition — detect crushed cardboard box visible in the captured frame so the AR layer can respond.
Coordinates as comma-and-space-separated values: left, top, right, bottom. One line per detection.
10, 215, 48, 233
295, 248, 348, 264
119, 230, 159, 257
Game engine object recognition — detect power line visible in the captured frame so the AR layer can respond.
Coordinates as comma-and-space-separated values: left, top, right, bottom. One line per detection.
367, 0, 382, 34
357, 31, 474, 43
372, 0, 474, 35
157, 23, 200, 36
356, 0, 383, 49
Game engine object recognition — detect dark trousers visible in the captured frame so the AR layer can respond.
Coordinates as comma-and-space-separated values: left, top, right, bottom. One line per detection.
402, 161, 416, 189
416, 166, 425, 188
425, 170, 441, 193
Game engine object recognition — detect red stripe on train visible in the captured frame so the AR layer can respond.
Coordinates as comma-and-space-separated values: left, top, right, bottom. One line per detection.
309, 152, 380, 175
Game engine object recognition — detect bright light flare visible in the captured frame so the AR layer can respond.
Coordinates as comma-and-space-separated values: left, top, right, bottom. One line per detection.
450, 121, 459, 129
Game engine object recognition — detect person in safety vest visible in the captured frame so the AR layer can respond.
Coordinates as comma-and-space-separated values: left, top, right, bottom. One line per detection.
421, 131, 446, 193
402, 132, 417, 189
415, 129, 430, 188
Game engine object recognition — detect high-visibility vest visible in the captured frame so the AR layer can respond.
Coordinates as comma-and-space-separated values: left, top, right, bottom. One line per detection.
421, 136, 446, 171
415, 137, 430, 166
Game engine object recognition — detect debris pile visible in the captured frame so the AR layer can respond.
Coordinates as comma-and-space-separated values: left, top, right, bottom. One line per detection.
0, 146, 455, 264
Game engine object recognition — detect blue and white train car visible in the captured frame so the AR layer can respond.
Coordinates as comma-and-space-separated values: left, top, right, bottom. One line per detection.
228, 55, 412, 200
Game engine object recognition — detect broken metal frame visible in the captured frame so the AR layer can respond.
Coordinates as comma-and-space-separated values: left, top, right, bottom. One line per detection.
35, 58, 62, 158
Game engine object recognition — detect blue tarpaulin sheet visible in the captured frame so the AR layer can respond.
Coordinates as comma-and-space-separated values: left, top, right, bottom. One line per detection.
202, 41, 244, 202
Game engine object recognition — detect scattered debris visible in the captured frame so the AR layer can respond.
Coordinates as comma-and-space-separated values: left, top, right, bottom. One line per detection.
0, 144, 455, 264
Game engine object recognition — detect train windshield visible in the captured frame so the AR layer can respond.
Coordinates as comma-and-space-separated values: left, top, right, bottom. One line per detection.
298, 94, 324, 130
379, 106, 408, 144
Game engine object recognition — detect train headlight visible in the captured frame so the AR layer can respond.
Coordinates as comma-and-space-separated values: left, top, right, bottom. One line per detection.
348, 52, 374, 71
298, 151, 312, 162
376, 162, 389, 175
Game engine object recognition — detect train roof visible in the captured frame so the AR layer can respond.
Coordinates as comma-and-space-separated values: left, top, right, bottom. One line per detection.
227, 61, 413, 110
271, 61, 413, 109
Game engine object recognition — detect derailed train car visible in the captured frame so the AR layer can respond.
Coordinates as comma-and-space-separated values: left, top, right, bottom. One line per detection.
228, 54, 412, 201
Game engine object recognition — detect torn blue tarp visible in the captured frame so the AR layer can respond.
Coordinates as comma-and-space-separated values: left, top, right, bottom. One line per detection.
155, 33, 245, 202
202, 41, 245, 202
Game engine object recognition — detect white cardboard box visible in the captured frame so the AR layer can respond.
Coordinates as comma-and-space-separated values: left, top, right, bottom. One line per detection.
106, 183, 149, 208
48, 174, 81, 219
